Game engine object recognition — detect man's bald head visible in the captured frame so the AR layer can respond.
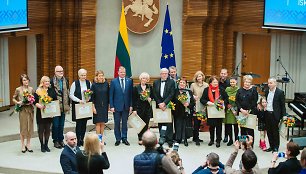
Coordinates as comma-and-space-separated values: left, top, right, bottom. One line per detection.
142, 130, 157, 149
65, 131, 77, 148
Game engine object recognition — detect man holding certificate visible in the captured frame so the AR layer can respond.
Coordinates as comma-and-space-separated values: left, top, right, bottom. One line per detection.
110, 66, 133, 146
152, 68, 175, 147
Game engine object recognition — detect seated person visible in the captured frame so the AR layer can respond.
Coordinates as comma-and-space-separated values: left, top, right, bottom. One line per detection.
193, 152, 224, 174
301, 148, 306, 174
269, 142, 302, 174
225, 136, 260, 173
133, 130, 185, 174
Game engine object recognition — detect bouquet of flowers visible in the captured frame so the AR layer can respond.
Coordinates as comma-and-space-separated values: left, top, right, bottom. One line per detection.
214, 98, 225, 111
140, 89, 150, 101
40, 95, 53, 106
167, 101, 176, 110
177, 92, 188, 105
236, 115, 247, 127
10, 90, 35, 116
84, 89, 93, 101
283, 116, 295, 127
194, 111, 207, 122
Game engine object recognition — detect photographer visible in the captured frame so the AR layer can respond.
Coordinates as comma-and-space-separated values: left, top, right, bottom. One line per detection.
134, 130, 185, 174
192, 152, 224, 174
225, 135, 260, 173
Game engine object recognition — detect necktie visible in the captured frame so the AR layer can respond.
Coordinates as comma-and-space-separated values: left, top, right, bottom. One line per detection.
121, 78, 125, 92
73, 148, 77, 154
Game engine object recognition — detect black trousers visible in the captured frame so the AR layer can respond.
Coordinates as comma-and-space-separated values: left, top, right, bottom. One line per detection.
193, 117, 201, 140
266, 111, 280, 150
240, 127, 254, 147
138, 113, 150, 141
209, 122, 222, 142
76, 119, 88, 146
158, 123, 173, 144
225, 124, 239, 141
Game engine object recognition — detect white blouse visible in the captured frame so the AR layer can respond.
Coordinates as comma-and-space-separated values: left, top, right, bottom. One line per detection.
69, 80, 92, 102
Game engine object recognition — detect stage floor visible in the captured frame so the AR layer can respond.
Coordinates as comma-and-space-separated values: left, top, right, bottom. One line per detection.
0, 107, 302, 174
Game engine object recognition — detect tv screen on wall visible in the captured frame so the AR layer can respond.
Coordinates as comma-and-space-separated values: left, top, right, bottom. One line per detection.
263, 0, 306, 31
0, 0, 28, 33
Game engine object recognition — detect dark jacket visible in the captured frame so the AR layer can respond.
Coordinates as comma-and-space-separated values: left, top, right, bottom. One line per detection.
76, 151, 110, 174
60, 145, 80, 174
268, 157, 302, 174
132, 84, 153, 117
265, 87, 286, 121
134, 150, 165, 174
71, 80, 91, 121
109, 77, 133, 112
152, 78, 175, 107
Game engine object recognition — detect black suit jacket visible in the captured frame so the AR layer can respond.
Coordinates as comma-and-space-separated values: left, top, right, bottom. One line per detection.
132, 84, 153, 117
152, 78, 175, 107
268, 157, 302, 174
60, 145, 80, 174
265, 87, 286, 121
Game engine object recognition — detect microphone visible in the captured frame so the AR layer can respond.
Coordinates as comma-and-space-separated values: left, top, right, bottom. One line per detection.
276, 59, 279, 61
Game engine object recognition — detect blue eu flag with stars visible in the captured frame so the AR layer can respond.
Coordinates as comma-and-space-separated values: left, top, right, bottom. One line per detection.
160, 5, 176, 69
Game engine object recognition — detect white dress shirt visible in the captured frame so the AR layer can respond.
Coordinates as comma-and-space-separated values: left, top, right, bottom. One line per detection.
160, 80, 166, 98
69, 80, 92, 102
267, 88, 276, 111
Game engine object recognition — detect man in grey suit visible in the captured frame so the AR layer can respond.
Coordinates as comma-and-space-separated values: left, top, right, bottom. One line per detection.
264, 77, 286, 152
110, 66, 133, 146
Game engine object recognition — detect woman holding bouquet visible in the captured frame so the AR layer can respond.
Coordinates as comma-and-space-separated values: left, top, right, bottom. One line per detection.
34, 76, 57, 152
12, 74, 35, 153
235, 75, 258, 147
91, 70, 109, 135
132, 72, 153, 145
70, 68, 92, 146
173, 77, 195, 146
190, 71, 209, 146
224, 77, 239, 146
200, 76, 228, 148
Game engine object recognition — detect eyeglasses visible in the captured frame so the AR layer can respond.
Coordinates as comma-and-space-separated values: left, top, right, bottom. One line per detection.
56, 71, 63, 73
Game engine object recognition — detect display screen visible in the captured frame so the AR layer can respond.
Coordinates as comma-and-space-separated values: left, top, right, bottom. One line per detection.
0, 0, 28, 33
263, 0, 306, 31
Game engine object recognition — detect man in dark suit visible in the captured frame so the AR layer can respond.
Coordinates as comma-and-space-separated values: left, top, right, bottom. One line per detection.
60, 131, 79, 174
152, 68, 175, 147
265, 77, 286, 152
110, 66, 133, 146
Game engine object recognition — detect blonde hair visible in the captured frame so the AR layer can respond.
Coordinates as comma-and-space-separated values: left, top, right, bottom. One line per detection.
83, 133, 101, 156
139, 72, 150, 81
78, 69, 87, 77
193, 71, 205, 83
243, 75, 253, 83
94, 70, 105, 83
39, 76, 50, 87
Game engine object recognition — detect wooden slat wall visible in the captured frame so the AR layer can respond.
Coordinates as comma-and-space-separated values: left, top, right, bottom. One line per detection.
182, 0, 302, 80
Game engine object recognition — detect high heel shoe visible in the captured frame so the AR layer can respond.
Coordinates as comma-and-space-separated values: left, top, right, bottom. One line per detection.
25, 146, 33, 153
21, 148, 26, 153
183, 140, 188, 147
261, 140, 267, 151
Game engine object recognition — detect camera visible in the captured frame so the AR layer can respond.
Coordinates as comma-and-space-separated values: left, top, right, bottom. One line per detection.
173, 143, 179, 152
278, 152, 285, 158
157, 126, 167, 154
98, 134, 103, 142
237, 135, 248, 142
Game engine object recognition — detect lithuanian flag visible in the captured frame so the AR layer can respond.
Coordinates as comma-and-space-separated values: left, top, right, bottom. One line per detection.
114, 4, 132, 78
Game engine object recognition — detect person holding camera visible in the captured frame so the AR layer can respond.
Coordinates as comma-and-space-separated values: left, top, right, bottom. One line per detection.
301, 148, 306, 174
134, 130, 185, 174
268, 142, 302, 174
225, 135, 260, 173
76, 133, 110, 174
192, 152, 225, 174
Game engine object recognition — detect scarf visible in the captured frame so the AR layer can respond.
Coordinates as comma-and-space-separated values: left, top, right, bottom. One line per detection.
208, 84, 219, 102
52, 76, 70, 113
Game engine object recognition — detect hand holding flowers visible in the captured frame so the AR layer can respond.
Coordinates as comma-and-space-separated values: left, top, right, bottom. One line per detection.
84, 89, 93, 102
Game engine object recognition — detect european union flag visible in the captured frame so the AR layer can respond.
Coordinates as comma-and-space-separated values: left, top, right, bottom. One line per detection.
160, 5, 176, 69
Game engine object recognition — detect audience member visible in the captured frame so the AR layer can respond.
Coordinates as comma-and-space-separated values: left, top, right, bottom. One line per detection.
193, 152, 225, 174
60, 131, 79, 174
76, 133, 110, 174
225, 136, 260, 173
268, 142, 302, 174
300, 148, 306, 174
134, 130, 184, 174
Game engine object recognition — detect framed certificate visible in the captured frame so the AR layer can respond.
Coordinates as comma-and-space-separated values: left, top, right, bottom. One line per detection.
151, 101, 172, 123
75, 102, 93, 119
238, 112, 257, 129
128, 113, 146, 134
195, 101, 204, 112
41, 100, 61, 118
207, 106, 225, 118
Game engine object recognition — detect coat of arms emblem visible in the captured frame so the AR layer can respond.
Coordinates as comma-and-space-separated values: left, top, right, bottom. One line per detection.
123, 0, 160, 34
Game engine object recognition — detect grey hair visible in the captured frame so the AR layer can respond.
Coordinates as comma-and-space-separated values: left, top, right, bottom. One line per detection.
160, 68, 169, 74
78, 68, 87, 76
139, 72, 150, 81
268, 77, 277, 83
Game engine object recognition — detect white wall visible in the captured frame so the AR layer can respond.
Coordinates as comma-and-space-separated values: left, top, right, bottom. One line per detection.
27, 35, 37, 87
0, 37, 10, 106
96, 0, 183, 78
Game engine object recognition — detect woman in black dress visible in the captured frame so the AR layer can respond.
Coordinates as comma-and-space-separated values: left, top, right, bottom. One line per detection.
91, 70, 109, 135
235, 75, 258, 146
132, 72, 153, 145
173, 77, 195, 146
76, 133, 110, 174
34, 76, 57, 152
200, 76, 228, 148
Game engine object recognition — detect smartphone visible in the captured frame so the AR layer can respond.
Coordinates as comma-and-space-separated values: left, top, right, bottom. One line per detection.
238, 135, 248, 142
173, 143, 179, 152
98, 134, 103, 142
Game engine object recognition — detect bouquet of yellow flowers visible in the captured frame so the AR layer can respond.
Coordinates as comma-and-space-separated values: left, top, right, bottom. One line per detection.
283, 116, 295, 127
229, 96, 235, 102
214, 98, 225, 111
40, 95, 53, 106
194, 111, 207, 122
177, 92, 188, 105
84, 89, 93, 101
167, 101, 176, 110
140, 89, 150, 101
